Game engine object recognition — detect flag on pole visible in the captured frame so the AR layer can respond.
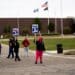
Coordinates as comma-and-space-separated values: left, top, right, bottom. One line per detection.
33, 8, 39, 13
41, 1, 48, 11
41, 1, 48, 7
44, 7, 48, 10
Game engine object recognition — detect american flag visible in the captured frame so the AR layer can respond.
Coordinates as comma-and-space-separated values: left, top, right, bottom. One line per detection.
41, 1, 48, 8
41, 1, 48, 11
44, 7, 48, 10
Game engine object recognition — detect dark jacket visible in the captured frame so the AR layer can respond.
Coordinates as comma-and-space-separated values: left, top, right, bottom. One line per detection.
9, 39, 13, 48
9, 38, 15, 48
36, 40, 45, 51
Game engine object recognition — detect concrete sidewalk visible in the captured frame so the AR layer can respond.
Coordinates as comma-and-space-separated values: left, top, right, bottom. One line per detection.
0, 44, 75, 75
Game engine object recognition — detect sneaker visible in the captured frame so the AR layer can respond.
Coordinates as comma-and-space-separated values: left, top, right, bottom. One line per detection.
35, 61, 37, 64
40, 61, 43, 64
12, 56, 14, 59
18, 59, 21, 61
7, 57, 9, 59
15, 58, 17, 61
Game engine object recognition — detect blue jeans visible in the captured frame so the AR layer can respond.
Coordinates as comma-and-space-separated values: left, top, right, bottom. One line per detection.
24, 47, 29, 56
0, 48, 1, 55
7, 47, 14, 58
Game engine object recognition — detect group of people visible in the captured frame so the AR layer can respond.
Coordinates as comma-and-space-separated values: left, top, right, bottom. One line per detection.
7, 37, 21, 61
1, 33, 46, 64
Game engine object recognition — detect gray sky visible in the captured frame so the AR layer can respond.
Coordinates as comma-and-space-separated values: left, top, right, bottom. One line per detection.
0, 0, 75, 18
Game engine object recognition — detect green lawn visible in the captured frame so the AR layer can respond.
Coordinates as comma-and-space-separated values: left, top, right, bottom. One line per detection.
1, 38, 75, 50
44, 38, 75, 50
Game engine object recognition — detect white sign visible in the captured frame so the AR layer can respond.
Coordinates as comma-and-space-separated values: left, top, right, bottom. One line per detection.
32, 24, 39, 33
12, 28, 19, 36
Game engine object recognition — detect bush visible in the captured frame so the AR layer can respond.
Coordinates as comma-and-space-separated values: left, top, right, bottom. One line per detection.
42, 33, 60, 36
3, 25, 11, 33
21, 29, 30, 36
63, 27, 71, 34
34, 18, 41, 31
3, 33, 12, 38
48, 23, 55, 32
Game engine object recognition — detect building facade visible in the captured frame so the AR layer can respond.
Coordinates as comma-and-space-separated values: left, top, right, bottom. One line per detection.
0, 18, 73, 35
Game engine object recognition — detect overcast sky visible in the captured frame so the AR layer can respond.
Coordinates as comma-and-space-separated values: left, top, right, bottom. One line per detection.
0, 0, 75, 18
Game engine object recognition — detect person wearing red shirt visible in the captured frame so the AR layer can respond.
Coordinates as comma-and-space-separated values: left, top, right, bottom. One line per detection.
22, 36, 30, 56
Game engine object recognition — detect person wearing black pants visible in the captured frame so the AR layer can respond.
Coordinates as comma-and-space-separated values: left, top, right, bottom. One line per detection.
14, 39, 21, 61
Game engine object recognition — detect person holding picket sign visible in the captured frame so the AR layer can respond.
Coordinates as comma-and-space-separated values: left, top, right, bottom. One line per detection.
34, 33, 46, 64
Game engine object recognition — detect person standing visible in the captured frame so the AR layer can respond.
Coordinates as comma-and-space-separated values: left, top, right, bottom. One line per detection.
22, 36, 30, 56
34, 33, 45, 64
7, 37, 15, 58
14, 39, 21, 61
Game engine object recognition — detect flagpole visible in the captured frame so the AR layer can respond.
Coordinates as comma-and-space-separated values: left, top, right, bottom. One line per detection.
54, 0, 57, 34
17, 18, 19, 29
54, 10, 57, 34
55, 17, 57, 33
60, 18, 63, 35
60, 0, 63, 36
47, 1, 50, 34
48, 13, 50, 34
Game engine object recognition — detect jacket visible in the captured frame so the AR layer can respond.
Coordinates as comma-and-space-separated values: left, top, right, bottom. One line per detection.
22, 39, 30, 47
36, 40, 45, 51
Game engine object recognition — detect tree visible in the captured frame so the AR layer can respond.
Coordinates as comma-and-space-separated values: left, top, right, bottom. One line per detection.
71, 23, 75, 33
71, 18, 75, 33
21, 28, 29, 36
3, 25, 11, 33
3, 25, 11, 38
34, 18, 41, 31
48, 23, 55, 32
